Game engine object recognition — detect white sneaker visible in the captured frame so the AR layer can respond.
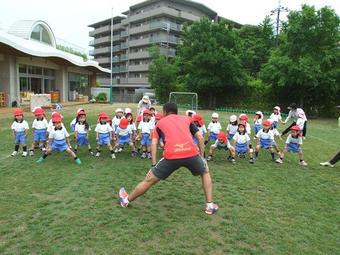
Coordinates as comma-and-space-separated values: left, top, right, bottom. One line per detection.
29, 150, 34, 156
95, 152, 100, 157
22, 151, 28, 157
118, 148, 123, 153
299, 160, 308, 166
114, 148, 119, 153
111, 153, 116, 159
276, 158, 283, 164
320, 161, 334, 168
11, 151, 18, 157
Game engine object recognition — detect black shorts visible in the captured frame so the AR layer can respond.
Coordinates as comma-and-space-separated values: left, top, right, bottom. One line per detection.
152, 155, 207, 180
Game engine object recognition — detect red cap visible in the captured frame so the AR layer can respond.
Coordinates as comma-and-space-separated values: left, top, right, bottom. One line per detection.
155, 113, 163, 120
77, 110, 86, 116
193, 114, 204, 126
98, 112, 109, 119
52, 115, 62, 122
14, 108, 24, 116
238, 120, 247, 127
34, 108, 45, 116
239, 114, 248, 121
136, 115, 142, 122
143, 109, 151, 115
119, 118, 129, 129
217, 132, 227, 143
262, 119, 272, 127
290, 125, 300, 131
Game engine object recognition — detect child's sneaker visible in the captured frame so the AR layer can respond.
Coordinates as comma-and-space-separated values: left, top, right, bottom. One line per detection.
299, 160, 308, 166
75, 158, 82, 165
111, 153, 116, 159
95, 152, 100, 157
89, 151, 94, 156
29, 150, 34, 156
118, 187, 129, 208
147, 153, 152, 159
118, 148, 123, 153
249, 158, 254, 164
131, 151, 138, 157
114, 148, 119, 153
22, 151, 28, 157
320, 161, 334, 168
141, 152, 146, 159
206, 155, 212, 161
11, 151, 18, 157
36, 157, 45, 164
205, 203, 219, 215
231, 158, 236, 164
276, 158, 283, 164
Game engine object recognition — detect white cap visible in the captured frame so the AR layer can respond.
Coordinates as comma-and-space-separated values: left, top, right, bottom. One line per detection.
186, 110, 196, 116
256, 111, 263, 117
212, 112, 219, 118
229, 115, 237, 122
115, 108, 124, 113
273, 106, 281, 112
124, 108, 132, 114
142, 95, 149, 103
77, 108, 85, 114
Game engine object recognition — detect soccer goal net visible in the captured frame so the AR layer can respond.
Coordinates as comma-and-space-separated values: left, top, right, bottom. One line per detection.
169, 92, 198, 112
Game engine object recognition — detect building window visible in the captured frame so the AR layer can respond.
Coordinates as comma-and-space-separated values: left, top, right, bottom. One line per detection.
30, 24, 53, 46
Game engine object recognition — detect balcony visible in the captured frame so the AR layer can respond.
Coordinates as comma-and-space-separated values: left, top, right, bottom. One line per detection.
129, 21, 182, 35
129, 51, 150, 59
120, 54, 128, 61
120, 66, 128, 72
89, 40, 95, 46
89, 25, 110, 37
121, 42, 129, 49
113, 45, 121, 52
112, 56, 120, 63
96, 57, 110, 64
150, 35, 180, 44
120, 31, 128, 37
128, 77, 149, 84
129, 37, 150, 47
93, 35, 110, 45
92, 47, 110, 55
97, 77, 128, 85
89, 50, 94, 56
129, 64, 149, 72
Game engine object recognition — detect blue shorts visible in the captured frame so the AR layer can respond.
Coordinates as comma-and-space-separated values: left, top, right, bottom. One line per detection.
70, 124, 75, 132
287, 143, 301, 153
228, 133, 235, 141
52, 139, 69, 152
98, 133, 111, 145
15, 131, 27, 145
254, 124, 262, 135
260, 138, 272, 149
272, 121, 278, 129
77, 133, 89, 146
141, 133, 151, 146
236, 143, 247, 154
34, 129, 47, 142
119, 134, 130, 145
209, 132, 218, 142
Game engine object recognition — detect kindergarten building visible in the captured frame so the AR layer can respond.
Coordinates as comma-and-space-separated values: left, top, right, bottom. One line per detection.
0, 20, 110, 107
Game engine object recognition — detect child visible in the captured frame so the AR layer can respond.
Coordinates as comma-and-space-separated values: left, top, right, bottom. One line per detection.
207, 113, 222, 142
70, 108, 85, 132
232, 121, 254, 163
11, 109, 29, 157
296, 112, 306, 138
268, 119, 283, 156
150, 107, 156, 123
254, 119, 277, 161
29, 108, 48, 156
239, 114, 251, 135
137, 109, 154, 159
192, 114, 207, 145
74, 110, 93, 155
185, 110, 196, 118
112, 108, 124, 132
115, 118, 138, 156
269, 106, 282, 129
95, 112, 116, 159
226, 115, 238, 141
253, 111, 263, 139
48, 112, 65, 134
36, 114, 81, 165
207, 131, 236, 163
275, 125, 307, 166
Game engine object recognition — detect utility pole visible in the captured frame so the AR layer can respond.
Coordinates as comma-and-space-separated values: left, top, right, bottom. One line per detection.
110, 8, 113, 104
270, 0, 289, 46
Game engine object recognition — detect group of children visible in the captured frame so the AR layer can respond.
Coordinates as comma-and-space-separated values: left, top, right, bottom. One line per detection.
10, 105, 307, 166
188, 106, 307, 166
10, 106, 162, 165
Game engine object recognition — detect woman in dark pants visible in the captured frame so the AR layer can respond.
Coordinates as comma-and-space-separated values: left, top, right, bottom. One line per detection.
320, 151, 340, 167
282, 103, 308, 138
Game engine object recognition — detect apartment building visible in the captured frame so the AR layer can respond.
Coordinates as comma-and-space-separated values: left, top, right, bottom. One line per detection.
88, 0, 219, 95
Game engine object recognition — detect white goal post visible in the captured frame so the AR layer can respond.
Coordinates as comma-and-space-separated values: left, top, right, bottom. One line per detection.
169, 92, 198, 112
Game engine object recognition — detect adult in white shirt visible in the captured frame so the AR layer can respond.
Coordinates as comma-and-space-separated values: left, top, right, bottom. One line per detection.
282, 103, 308, 138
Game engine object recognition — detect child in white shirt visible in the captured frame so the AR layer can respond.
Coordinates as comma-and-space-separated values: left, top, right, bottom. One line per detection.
115, 118, 137, 156
207, 113, 222, 142
255, 119, 277, 161
137, 110, 154, 159
95, 112, 115, 159
269, 106, 283, 129
30, 108, 48, 156
232, 121, 254, 164
207, 131, 236, 163
74, 110, 93, 155
11, 109, 29, 157
226, 115, 238, 141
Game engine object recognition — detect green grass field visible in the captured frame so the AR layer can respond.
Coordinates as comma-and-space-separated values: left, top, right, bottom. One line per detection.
0, 103, 339, 254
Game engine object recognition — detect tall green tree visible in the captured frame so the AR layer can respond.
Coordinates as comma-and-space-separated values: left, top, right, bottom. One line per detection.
260, 5, 340, 116
148, 46, 178, 103
177, 18, 246, 107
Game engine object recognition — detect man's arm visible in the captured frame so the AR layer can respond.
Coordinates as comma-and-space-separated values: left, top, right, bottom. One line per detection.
194, 131, 205, 157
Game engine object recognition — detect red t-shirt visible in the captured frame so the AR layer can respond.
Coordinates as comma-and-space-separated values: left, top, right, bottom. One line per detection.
152, 114, 199, 159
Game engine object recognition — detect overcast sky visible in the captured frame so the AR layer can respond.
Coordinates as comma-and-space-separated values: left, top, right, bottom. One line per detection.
1, 0, 339, 52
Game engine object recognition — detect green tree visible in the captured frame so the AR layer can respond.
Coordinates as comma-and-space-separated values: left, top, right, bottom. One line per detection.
148, 46, 178, 103
261, 5, 340, 116
177, 18, 246, 107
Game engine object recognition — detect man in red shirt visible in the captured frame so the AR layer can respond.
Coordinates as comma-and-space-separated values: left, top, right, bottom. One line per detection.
119, 103, 218, 215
